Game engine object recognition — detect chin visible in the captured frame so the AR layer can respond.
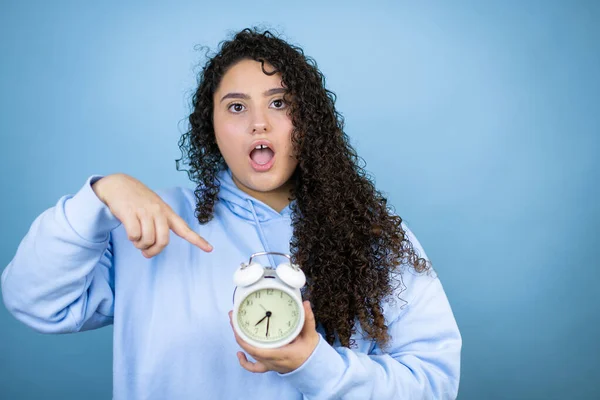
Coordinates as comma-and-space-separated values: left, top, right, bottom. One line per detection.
245, 173, 289, 193
228, 155, 297, 194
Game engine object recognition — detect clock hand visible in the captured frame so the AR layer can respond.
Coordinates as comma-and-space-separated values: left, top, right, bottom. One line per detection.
255, 311, 272, 326
266, 315, 270, 338
260, 304, 267, 312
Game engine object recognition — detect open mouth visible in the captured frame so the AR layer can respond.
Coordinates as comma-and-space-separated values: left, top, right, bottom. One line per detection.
248, 141, 276, 172
250, 143, 275, 166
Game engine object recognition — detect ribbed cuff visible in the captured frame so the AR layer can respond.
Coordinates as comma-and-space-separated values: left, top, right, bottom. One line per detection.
278, 334, 346, 396
63, 175, 122, 242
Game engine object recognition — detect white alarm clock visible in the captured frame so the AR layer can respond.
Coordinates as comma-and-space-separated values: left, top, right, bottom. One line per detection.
232, 252, 306, 349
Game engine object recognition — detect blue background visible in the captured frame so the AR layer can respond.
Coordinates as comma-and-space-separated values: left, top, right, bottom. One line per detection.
1, 1, 598, 399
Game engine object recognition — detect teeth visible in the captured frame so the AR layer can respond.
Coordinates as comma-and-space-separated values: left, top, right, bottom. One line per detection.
255, 144, 268, 150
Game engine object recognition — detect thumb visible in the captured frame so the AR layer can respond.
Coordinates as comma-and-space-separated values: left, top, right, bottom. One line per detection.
167, 211, 213, 252
301, 301, 316, 333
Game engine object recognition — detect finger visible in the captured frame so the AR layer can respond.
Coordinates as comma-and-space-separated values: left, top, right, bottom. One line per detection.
230, 319, 278, 361
134, 210, 156, 251
142, 212, 170, 258
120, 211, 142, 243
231, 324, 256, 354
237, 352, 269, 373
167, 211, 213, 252
235, 337, 278, 361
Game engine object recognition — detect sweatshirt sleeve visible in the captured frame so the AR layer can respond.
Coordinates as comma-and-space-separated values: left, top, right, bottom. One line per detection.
279, 274, 462, 399
1, 176, 121, 333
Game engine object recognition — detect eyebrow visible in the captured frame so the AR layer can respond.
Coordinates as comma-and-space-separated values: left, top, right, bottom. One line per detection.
220, 88, 286, 103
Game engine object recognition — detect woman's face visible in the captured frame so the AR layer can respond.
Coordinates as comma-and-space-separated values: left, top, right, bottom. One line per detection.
213, 59, 298, 209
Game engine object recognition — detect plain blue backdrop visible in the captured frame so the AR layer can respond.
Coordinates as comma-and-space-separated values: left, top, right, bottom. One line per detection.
1, 1, 598, 399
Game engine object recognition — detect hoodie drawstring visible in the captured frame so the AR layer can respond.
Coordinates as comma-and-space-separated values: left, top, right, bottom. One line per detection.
247, 199, 278, 268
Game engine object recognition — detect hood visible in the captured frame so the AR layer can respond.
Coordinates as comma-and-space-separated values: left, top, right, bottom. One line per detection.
216, 168, 294, 223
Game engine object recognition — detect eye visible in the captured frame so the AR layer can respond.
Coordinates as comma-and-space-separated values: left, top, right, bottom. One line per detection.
228, 103, 245, 113
271, 99, 287, 109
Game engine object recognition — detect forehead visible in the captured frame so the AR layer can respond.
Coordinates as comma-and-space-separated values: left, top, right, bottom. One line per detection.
217, 59, 284, 92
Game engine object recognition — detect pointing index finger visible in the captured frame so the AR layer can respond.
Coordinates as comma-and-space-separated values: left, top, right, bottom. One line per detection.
167, 211, 213, 252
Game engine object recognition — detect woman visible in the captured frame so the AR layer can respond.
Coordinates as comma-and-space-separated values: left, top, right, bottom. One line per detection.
1, 28, 461, 399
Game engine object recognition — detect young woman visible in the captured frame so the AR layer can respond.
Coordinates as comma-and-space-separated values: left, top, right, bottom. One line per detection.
2, 28, 461, 399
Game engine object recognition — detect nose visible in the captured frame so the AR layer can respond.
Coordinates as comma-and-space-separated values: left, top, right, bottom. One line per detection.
252, 124, 268, 133
250, 109, 270, 134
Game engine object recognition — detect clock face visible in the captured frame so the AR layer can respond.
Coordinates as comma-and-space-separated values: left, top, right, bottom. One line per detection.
237, 288, 301, 344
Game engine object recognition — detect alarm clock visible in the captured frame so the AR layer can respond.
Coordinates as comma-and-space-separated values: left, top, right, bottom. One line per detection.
232, 251, 306, 349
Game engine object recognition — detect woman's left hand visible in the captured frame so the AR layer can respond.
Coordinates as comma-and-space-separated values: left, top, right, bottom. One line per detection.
229, 301, 320, 374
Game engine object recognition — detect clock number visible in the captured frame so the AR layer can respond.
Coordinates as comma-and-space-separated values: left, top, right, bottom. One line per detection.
278, 329, 283, 336
254, 327, 259, 334
287, 321, 291, 327
240, 310, 247, 316
244, 321, 249, 327
292, 310, 298, 317
254, 292, 261, 299
246, 299, 253, 306
288, 299, 293, 306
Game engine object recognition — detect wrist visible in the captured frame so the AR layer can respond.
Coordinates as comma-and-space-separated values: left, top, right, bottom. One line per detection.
287, 331, 320, 373
91, 173, 121, 205
91, 177, 108, 204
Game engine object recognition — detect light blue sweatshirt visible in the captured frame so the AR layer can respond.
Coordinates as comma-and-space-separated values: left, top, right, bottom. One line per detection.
2, 168, 461, 399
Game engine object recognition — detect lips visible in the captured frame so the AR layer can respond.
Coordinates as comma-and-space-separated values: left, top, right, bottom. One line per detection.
248, 140, 274, 155
249, 140, 275, 172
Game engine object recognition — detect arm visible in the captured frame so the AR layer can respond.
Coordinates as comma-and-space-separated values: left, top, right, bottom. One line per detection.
280, 275, 462, 399
1, 176, 120, 333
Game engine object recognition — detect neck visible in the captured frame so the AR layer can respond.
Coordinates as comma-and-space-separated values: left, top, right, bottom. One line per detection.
231, 176, 294, 213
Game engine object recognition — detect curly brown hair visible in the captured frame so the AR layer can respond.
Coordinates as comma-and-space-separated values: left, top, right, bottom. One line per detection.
177, 27, 430, 348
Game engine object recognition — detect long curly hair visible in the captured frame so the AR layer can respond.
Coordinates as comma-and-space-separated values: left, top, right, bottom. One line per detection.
177, 27, 430, 348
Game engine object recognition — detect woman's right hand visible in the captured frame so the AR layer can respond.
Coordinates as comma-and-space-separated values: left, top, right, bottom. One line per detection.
92, 173, 212, 258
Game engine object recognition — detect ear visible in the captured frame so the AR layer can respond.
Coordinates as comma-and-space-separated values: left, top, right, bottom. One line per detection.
275, 262, 306, 289
233, 262, 264, 287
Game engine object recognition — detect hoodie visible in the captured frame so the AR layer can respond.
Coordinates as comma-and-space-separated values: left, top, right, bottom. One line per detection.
1, 168, 462, 399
